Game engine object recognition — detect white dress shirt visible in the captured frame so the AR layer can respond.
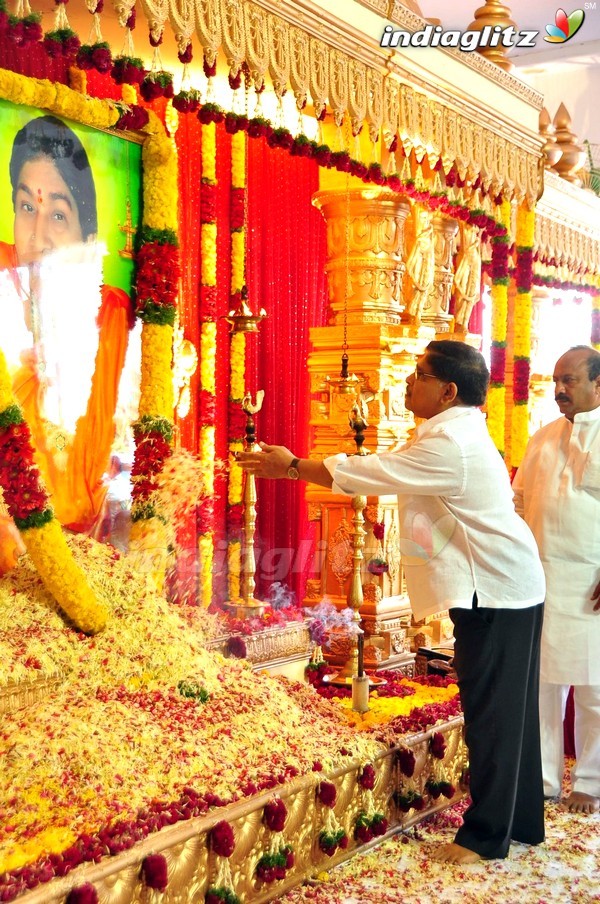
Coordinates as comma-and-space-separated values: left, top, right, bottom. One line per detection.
324, 406, 545, 621
513, 405, 600, 684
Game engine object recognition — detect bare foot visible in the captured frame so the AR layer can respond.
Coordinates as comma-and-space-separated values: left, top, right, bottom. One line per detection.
562, 792, 600, 814
431, 842, 483, 864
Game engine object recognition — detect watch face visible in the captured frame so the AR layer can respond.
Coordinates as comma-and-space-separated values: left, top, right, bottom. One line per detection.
287, 466, 300, 480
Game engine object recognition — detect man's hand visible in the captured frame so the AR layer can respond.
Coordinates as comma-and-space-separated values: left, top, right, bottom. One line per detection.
236, 443, 294, 480
592, 579, 600, 612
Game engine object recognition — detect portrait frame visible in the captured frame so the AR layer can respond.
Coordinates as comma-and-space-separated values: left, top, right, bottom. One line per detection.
0, 66, 179, 623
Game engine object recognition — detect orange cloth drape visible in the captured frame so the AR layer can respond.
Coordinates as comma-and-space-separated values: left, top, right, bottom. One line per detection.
0, 241, 132, 533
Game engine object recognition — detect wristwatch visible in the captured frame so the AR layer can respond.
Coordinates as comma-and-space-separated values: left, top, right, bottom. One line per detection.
287, 457, 301, 480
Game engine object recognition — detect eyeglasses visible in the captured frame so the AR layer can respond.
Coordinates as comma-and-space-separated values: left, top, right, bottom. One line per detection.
413, 369, 443, 381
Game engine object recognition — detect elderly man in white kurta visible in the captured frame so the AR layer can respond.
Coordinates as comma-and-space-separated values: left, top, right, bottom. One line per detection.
513, 345, 600, 815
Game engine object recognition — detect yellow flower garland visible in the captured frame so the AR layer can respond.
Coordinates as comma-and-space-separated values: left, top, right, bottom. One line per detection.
0, 350, 107, 634
138, 323, 175, 420
487, 199, 512, 455
129, 113, 179, 579
511, 204, 535, 469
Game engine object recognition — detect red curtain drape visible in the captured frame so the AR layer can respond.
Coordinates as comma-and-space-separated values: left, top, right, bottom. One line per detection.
245, 139, 328, 606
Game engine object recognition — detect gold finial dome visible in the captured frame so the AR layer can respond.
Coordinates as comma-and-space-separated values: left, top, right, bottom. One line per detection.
467, 0, 517, 72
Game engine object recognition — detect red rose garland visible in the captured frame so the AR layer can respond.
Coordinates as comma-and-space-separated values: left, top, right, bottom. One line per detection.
317, 781, 348, 856
354, 763, 388, 843
424, 731, 457, 801
141, 853, 168, 891
206, 821, 239, 903
394, 745, 424, 813
256, 799, 294, 883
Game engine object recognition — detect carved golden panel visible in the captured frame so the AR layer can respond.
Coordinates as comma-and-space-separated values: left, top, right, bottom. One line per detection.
328, 517, 354, 591
268, 12, 290, 99
366, 68, 384, 143
193, 0, 221, 67
348, 59, 367, 136
329, 49, 349, 127
289, 25, 310, 110
168, 0, 195, 55
243, 1, 269, 89
382, 77, 400, 145
219, 0, 246, 73
309, 37, 329, 120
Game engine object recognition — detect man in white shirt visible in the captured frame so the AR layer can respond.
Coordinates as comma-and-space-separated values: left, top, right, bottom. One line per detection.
513, 345, 600, 815
239, 340, 546, 863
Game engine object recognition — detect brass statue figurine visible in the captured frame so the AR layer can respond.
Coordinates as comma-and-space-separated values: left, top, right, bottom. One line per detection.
453, 222, 482, 333
404, 207, 435, 325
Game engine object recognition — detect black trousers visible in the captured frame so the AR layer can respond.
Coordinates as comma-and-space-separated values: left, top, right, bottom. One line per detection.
450, 600, 545, 859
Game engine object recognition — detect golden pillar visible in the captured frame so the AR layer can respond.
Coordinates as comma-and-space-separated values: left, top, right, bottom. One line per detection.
305, 189, 431, 672
315, 189, 409, 326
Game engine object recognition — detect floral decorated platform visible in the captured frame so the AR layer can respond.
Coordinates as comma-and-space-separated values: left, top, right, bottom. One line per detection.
0, 538, 465, 903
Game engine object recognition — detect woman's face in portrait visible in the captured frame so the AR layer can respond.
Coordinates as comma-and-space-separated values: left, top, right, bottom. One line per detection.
13, 156, 85, 266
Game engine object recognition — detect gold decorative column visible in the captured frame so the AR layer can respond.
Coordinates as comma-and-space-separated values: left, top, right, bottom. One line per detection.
306, 188, 428, 672
422, 214, 458, 334
314, 189, 410, 326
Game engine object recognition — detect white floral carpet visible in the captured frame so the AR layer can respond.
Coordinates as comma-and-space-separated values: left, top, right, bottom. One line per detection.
279, 762, 600, 904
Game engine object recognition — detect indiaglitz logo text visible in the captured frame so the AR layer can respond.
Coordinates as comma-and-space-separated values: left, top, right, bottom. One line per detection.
380, 23, 539, 52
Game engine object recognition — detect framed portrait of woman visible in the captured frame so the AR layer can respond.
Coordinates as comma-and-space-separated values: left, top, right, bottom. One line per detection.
0, 94, 143, 550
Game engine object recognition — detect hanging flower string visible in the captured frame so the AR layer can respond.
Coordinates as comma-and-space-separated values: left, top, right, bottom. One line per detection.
173, 43, 201, 113
205, 821, 239, 904
42, 0, 80, 58
0, 351, 108, 635
487, 199, 512, 456
424, 731, 457, 800
140, 12, 173, 102
317, 781, 348, 856
511, 204, 535, 470
354, 763, 388, 843
394, 745, 425, 813
111, 2, 145, 86
227, 129, 247, 601
256, 799, 294, 884
197, 116, 218, 605
75, 0, 112, 74
7, 0, 42, 48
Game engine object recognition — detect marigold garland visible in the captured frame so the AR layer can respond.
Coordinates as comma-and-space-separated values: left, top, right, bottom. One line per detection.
129, 113, 180, 583
227, 131, 247, 601
487, 199, 512, 456
0, 352, 107, 634
511, 204, 535, 468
